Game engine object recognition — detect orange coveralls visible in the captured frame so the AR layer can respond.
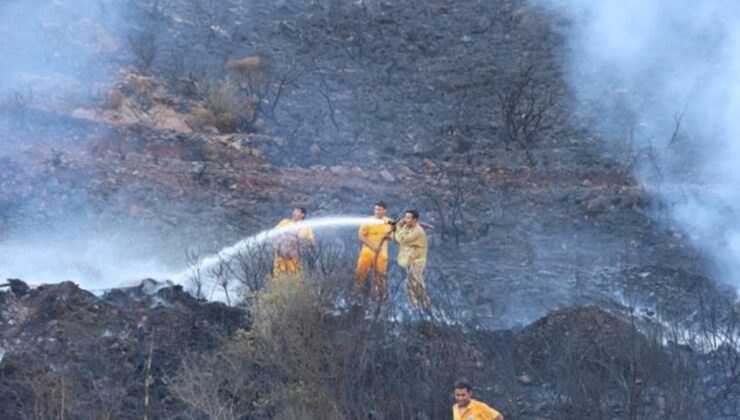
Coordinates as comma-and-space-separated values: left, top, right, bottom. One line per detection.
272, 219, 314, 277
355, 216, 392, 301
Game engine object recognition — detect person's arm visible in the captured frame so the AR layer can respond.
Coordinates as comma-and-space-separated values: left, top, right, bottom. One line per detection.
390, 227, 402, 244
484, 406, 503, 420
303, 228, 315, 246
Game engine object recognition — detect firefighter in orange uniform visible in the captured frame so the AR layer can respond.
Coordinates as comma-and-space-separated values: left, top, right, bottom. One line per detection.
452, 380, 503, 420
355, 201, 393, 301
272, 207, 314, 276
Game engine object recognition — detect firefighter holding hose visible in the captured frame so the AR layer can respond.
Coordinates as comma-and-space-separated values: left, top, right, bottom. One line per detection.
389, 209, 431, 311
355, 201, 393, 301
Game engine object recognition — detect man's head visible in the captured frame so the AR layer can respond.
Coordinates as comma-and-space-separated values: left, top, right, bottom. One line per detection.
374, 201, 387, 219
404, 209, 419, 227
292, 207, 307, 221
453, 380, 473, 408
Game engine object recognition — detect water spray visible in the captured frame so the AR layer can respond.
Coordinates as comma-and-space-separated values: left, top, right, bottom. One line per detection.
169, 215, 387, 300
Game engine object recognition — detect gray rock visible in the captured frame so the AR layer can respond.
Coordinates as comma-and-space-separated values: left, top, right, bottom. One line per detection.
379, 169, 396, 182
413, 141, 438, 157
330, 165, 350, 176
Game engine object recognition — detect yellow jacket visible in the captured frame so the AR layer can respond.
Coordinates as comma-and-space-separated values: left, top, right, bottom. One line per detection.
453, 399, 502, 420
274, 219, 314, 258
359, 216, 392, 256
392, 224, 427, 268
275, 219, 314, 240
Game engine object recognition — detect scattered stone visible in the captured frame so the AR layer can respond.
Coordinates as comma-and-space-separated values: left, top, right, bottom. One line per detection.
517, 374, 532, 385
413, 141, 437, 157
422, 159, 438, 172
330, 165, 350, 176
191, 162, 206, 175
150, 105, 192, 133
379, 169, 396, 182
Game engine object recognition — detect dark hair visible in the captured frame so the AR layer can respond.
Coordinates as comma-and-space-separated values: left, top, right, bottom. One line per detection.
374, 201, 387, 209
405, 209, 419, 220
296, 207, 307, 216
453, 379, 473, 392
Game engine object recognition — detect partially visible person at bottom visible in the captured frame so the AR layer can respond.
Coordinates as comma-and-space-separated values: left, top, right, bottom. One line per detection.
355, 201, 393, 302
452, 380, 504, 420
272, 207, 314, 277
390, 209, 430, 312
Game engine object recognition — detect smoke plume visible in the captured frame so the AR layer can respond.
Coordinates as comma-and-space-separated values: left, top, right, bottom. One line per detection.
0, 0, 179, 289
538, 0, 740, 286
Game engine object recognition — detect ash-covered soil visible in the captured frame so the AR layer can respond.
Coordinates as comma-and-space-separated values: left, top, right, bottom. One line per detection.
0, 0, 738, 418
1, 279, 735, 419
0, 0, 723, 327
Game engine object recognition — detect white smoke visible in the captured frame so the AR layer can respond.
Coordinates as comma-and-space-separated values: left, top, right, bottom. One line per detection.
537, 0, 740, 286
0, 220, 182, 292
0, 0, 166, 290
0, 0, 127, 95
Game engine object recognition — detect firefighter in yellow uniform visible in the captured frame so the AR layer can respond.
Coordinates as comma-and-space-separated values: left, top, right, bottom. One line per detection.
355, 201, 393, 301
272, 207, 314, 276
452, 380, 504, 420
390, 209, 430, 310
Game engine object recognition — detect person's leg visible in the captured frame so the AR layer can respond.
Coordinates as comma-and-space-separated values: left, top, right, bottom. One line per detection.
286, 256, 301, 275
372, 253, 388, 302
354, 248, 374, 294
404, 269, 418, 309
405, 264, 430, 310
273, 255, 287, 276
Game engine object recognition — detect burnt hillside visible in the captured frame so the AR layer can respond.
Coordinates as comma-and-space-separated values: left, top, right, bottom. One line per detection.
1, 0, 738, 419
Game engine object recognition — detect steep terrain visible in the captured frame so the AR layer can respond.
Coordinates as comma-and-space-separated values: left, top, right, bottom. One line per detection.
1, 0, 716, 325
1, 0, 738, 419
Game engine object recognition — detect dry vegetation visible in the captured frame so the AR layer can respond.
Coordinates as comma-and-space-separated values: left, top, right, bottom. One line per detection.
167, 247, 740, 419
171, 265, 475, 419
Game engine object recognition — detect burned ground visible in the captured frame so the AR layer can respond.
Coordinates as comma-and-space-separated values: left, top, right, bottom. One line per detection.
0, 279, 735, 418
0, 0, 738, 419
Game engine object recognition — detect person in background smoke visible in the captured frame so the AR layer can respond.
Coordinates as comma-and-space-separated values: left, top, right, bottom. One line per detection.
390, 209, 430, 311
452, 380, 504, 420
272, 207, 314, 277
355, 201, 393, 302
